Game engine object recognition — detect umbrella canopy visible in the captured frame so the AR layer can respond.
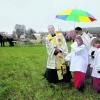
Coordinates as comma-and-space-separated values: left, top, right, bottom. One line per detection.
56, 9, 96, 22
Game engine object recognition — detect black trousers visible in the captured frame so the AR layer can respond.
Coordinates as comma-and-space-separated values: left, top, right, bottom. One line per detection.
45, 68, 58, 83
44, 66, 72, 83
63, 66, 72, 83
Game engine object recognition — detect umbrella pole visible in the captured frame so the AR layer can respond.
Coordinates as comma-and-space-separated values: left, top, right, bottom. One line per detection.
74, 21, 76, 29
73, 15, 76, 29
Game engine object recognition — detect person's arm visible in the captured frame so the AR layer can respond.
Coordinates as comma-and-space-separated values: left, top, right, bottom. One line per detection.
81, 32, 91, 48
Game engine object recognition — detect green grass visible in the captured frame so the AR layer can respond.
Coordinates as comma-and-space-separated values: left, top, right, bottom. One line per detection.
0, 43, 100, 100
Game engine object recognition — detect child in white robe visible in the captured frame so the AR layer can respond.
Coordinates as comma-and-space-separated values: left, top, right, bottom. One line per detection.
91, 39, 100, 93
88, 37, 97, 76
70, 35, 88, 92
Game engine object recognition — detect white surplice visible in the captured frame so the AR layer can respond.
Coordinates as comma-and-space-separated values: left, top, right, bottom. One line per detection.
70, 42, 88, 73
92, 48, 100, 78
81, 32, 91, 50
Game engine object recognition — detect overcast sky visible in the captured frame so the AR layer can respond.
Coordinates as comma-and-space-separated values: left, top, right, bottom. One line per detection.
0, 0, 100, 33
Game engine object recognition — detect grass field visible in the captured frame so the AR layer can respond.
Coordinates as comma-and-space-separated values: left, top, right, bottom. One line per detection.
0, 44, 100, 100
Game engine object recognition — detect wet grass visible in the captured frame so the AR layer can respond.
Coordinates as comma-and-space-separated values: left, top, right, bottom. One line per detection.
0, 43, 100, 100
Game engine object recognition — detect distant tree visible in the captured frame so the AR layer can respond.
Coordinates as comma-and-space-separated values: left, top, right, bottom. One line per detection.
26, 28, 36, 39
26, 28, 36, 35
14, 24, 26, 38
12, 31, 18, 40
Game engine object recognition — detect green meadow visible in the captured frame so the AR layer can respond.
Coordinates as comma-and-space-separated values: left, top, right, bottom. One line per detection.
0, 44, 100, 100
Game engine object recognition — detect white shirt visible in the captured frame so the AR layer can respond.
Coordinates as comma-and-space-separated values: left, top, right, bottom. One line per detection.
46, 33, 68, 69
81, 32, 91, 50
92, 48, 100, 78
70, 42, 88, 73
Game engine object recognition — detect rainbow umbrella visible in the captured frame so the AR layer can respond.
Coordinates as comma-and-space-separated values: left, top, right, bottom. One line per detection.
56, 9, 96, 22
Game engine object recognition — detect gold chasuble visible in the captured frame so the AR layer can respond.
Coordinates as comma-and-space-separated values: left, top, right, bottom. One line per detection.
47, 32, 66, 80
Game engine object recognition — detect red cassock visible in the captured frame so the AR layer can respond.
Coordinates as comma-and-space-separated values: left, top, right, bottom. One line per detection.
92, 77, 100, 92
73, 71, 85, 89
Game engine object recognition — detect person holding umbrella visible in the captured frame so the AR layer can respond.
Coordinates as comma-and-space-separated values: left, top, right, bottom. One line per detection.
75, 27, 91, 50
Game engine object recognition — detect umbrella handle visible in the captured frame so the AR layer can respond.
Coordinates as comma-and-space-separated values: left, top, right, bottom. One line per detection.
74, 22, 76, 28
